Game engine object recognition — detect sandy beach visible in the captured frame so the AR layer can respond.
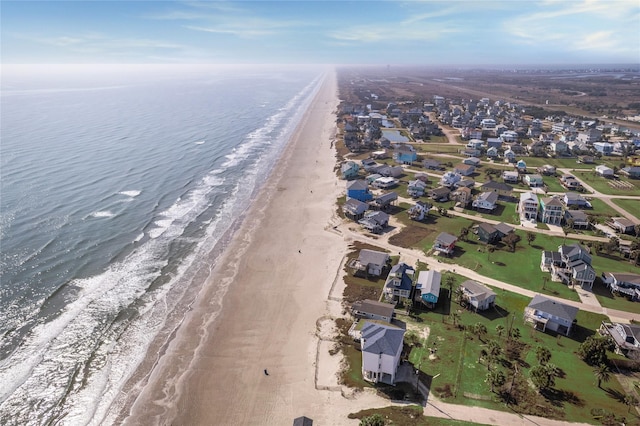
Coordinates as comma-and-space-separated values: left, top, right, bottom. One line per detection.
122, 70, 377, 425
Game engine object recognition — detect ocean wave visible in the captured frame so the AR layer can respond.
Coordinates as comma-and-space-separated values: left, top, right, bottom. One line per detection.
89, 211, 115, 219
117, 190, 141, 198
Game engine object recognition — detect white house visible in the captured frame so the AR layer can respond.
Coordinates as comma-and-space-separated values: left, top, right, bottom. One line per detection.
360, 322, 405, 385
595, 165, 614, 178
524, 294, 578, 336
460, 280, 496, 311
350, 249, 390, 277
519, 191, 539, 222
408, 201, 431, 221
472, 191, 499, 211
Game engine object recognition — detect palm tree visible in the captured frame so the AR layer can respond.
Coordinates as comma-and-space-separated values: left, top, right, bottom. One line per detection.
474, 322, 488, 343
450, 311, 461, 326
624, 394, 639, 413
593, 364, 611, 389
535, 346, 552, 365
487, 340, 502, 370
495, 324, 505, 339
446, 275, 456, 298
486, 369, 506, 393
459, 226, 469, 242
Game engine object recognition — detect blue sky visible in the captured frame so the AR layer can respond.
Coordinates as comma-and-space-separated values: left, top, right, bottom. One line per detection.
2, 0, 639, 65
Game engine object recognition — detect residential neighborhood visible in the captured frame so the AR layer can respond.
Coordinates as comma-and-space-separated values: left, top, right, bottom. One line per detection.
329, 73, 640, 425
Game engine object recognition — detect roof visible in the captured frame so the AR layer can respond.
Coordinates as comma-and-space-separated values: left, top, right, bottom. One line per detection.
431, 186, 451, 196
542, 250, 563, 263
461, 280, 496, 301
347, 180, 368, 191
527, 294, 579, 323
375, 192, 398, 204
520, 191, 538, 202
455, 163, 475, 172
357, 249, 389, 266
477, 191, 499, 204
565, 210, 588, 221
416, 270, 441, 295
607, 272, 640, 285
343, 198, 368, 214
361, 322, 405, 356
477, 222, 497, 235
542, 196, 563, 207
363, 211, 389, 225
564, 192, 586, 201
612, 217, 635, 227
494, 222, 514, 235
352, 299, 395, 318
293, 416, 313, 426
436, 232, 457, 246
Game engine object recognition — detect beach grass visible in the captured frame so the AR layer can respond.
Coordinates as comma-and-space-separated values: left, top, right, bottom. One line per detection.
349, 405, 493, 426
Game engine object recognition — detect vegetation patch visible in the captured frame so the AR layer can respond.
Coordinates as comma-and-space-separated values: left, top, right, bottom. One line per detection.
348, 406, 490, 426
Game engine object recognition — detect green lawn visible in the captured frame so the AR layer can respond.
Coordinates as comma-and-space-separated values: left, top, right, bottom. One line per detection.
585, 198, 622, 223
591, 276, 640, 313
611, 198, 640, 217
406, 284, 633, 424
349, 406, 493, 426
459, 202, 520, 225
573, 170, 640, 196
415, 143, 463, 154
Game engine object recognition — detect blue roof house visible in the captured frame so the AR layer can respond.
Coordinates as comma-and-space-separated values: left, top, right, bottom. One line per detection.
383, 263, 414, 303
346, 179, 373, 202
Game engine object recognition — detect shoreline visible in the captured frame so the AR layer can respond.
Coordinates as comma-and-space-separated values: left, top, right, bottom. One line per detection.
121, 69, 362, 424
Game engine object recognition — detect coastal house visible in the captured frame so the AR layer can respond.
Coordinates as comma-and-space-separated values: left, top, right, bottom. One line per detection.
349, 249, 390, 277
407, 180, 427, 197
486, 146, 498, 158
351, 299, 395, 323
476, 222, 513, 244
607, 217, 637, 235
540, 196, 563, 225
602, 272, 640, 301
472, 191, 499, 211
360, 322, 405, 385
383, 263, 415, 302
480, 181, 513, 199
454, 163, 475, 177
365, 174, 383, 185
341, 161, 360, 180
537, 165, 556, 176
516, 160, 527, 173
564, 210, 590, 229
423, 159, 442, 170
524, 174, 544, 187
503, 149, 516, 163
621, 166, 640, 179
524, 294, 578, 336
440, 171, 462, 187
455, 178, 475, 189
429, 186, 451, 202
593, 142, 614, 155
393, 144, 417, 164
459, 280, 496, 312
346, 180, 373, 202
451, 186, 472, 208
466, 139, 484, 149
541, 243, 596, 288
342, 198, 368, 220
560, 175, 582, 190
433, 232, 457, 256
595, 165, 614, 178
502, 170, 519, 183
361, 158, 378, 172
463, 157, 481, 167
415, 270, 441, 308
377, 165, 404, 178
408, 201, 431, 221
563, 192, 591, 208
370, 192, 398, 211
372, 176, 398, 189
518, 191, 538, 222
359, 211, 389, 234
599, 321, 640, 358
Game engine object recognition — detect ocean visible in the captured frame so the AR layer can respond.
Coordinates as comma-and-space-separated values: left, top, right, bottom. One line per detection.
0, 64, 325, 425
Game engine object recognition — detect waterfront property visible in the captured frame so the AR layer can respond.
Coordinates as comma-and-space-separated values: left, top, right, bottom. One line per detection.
341, 161, 360, 180
360, 322, 405, 385
524, 294, 578, 336
351, 299, 395, 323
359, 211, 390, 234
346, 179, 373, 202
349, 249, 390, 277
342, 198, 369, 220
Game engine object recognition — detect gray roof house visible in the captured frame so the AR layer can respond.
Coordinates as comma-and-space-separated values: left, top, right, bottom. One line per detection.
460, 280, 496, 311
361, 322, 405, 385
342, 198, 368, 220
293, 416, 313, 426
351, 299, 395, 322
349, 249, 390, 277
524, 294, 578, 336
599, 321, 640, 357
433, 232, 457, 256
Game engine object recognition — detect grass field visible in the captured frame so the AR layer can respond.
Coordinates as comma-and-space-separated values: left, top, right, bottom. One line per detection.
574, 170, 640, 196
585, 198, 623, 223
349, 406, 493, 426
404, 284, 634, 424
611, 198, 640, 217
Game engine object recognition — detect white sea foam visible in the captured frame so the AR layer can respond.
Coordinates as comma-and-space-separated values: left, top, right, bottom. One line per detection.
194, 141, 205, 145
90, 211, 115, 218
118, 190, 141, 198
